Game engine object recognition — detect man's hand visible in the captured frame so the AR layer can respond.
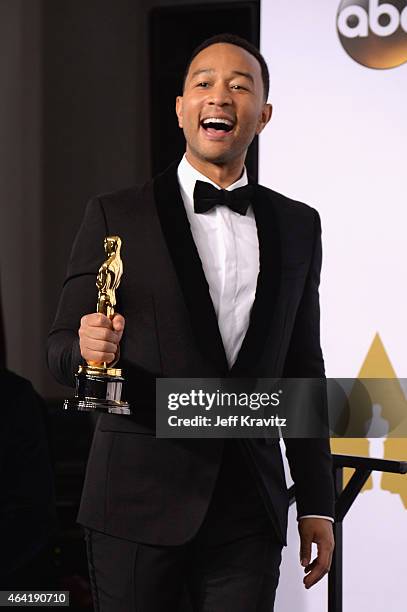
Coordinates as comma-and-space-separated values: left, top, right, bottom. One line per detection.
298, 517, 335, 589
79, 312, 125, 365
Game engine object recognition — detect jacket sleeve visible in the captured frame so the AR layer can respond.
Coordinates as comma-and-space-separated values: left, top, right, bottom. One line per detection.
282, 210, 335, 520
47, 198, 108, 388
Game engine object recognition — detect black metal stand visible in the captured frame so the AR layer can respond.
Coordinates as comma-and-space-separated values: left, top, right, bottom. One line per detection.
288, 453, 407, 612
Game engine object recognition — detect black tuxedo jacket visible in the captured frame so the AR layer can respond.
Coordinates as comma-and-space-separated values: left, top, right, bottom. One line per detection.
47, 161, 334, 547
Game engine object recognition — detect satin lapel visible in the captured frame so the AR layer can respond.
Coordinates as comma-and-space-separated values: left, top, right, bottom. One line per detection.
153, 161, 229, 373
230, 184, 282, 375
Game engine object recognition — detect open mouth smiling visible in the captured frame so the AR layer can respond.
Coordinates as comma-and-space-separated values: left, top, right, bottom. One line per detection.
200, 116, 236, 138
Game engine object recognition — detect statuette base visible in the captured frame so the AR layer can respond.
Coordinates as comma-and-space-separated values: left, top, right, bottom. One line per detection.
63, 397, 131, 415
63, 366, 131, 415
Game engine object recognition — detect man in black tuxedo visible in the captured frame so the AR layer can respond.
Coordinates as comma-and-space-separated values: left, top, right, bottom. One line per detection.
48, 34, 335, 611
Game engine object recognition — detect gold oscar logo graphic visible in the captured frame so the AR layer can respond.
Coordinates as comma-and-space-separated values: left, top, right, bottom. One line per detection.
337, 0, 407, 68
331, 333, 407, 509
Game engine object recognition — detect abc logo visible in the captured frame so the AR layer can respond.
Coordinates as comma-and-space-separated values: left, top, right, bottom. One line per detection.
337, 0, 407, 68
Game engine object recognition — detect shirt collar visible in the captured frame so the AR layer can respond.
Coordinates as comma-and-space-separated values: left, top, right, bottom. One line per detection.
177, 154, 248, 206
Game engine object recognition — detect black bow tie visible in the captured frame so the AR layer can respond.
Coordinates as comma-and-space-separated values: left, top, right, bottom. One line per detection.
193, 180, 253, 216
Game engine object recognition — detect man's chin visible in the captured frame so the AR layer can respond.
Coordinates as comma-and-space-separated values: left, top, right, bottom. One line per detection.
196, 147, 239, 166
186, 141, 247, 168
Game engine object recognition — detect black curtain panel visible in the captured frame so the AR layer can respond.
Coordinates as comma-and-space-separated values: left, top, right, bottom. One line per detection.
0, 281, 6, 369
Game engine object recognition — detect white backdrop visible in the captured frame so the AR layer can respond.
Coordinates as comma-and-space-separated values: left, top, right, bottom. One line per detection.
259, 1, 407, 610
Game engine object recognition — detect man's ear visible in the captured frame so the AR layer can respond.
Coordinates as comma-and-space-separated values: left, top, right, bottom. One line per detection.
256, 103, 273, 136
175, 96, 183, 128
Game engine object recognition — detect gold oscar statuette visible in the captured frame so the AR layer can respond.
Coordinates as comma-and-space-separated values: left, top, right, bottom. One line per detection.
63, 236, 131, 414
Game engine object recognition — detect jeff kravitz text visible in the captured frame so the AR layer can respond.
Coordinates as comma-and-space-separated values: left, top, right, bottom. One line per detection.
168, 414, 287, 428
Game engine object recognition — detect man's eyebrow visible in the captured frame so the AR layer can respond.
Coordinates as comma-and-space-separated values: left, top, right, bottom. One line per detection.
230, 70, 254, 83
189, 69, 255, 83
190, 68, 215, 79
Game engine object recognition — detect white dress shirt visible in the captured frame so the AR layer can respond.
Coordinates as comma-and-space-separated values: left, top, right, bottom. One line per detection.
177, 154, 258, 369
177, 155, 334, 525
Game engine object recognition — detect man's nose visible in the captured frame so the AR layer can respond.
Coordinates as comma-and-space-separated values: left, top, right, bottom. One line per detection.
207, 83, 232, 106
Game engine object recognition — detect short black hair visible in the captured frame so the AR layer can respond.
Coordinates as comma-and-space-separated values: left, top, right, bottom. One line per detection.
183, 33, 270, 101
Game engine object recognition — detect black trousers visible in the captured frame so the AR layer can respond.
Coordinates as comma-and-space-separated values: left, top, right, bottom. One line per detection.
84, 440, 283, 612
